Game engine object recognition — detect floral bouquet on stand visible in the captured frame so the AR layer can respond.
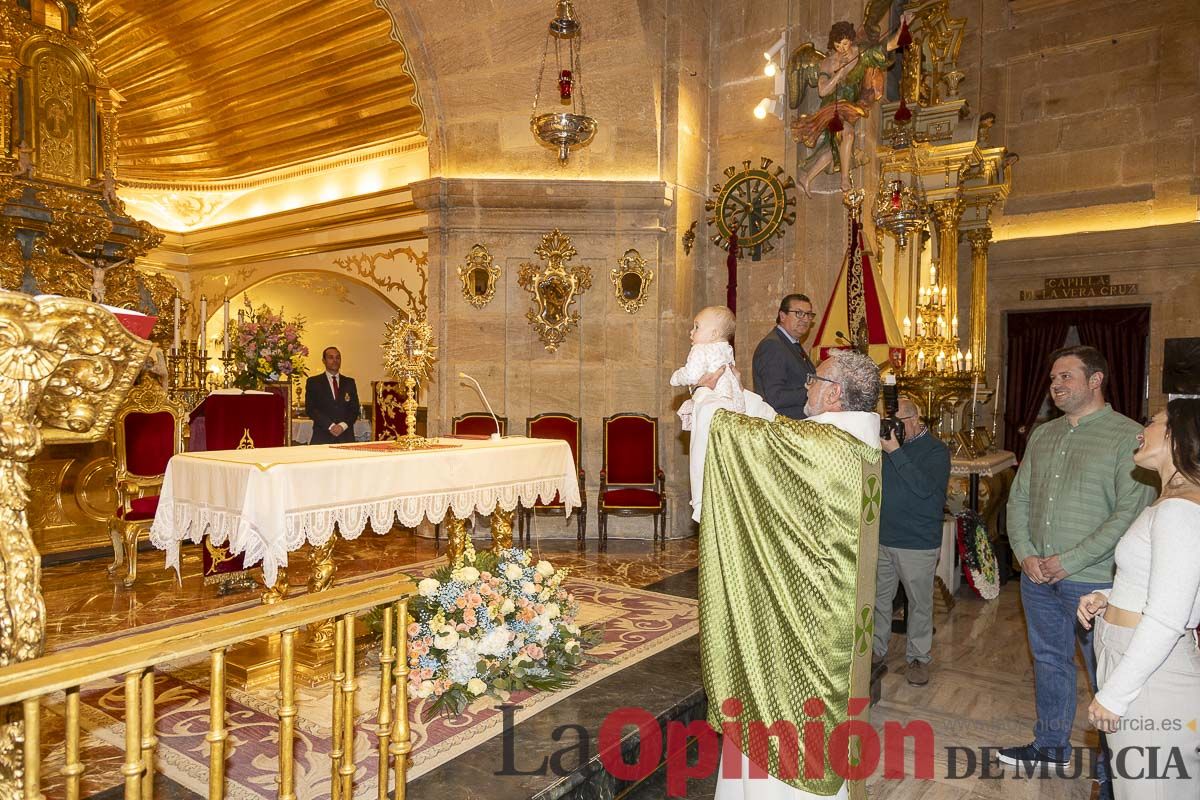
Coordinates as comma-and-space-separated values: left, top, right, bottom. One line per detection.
404, 541, 601, 718
228, 297, 310, 389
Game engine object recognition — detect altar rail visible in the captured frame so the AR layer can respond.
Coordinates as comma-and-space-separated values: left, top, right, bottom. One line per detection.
0, 574, 413, 800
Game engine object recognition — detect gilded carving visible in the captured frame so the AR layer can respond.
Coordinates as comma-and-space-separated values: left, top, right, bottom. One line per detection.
458, 244, 499, 309
0, 292, 147, 790
610, 249, 653, 314
34, 51, 78, 181
331, 247, 428, 317
518, 229, 592, 353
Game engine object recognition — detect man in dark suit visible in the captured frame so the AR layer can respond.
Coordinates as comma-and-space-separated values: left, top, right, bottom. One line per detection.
751, 293, 817, 420
304, 346, 360, 444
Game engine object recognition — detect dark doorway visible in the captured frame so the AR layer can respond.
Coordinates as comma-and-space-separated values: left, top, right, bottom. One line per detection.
1003, 305, 1150, 459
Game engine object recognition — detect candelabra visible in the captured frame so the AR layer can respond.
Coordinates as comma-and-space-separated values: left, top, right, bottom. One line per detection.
897, 263, 986, 452
167, 341, 210, 409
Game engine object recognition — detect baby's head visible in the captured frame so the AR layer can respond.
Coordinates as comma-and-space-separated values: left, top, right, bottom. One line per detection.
690, 305, 736, 345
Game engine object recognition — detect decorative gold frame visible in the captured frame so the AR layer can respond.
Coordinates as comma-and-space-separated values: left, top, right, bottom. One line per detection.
610, 249, 654, 314
458, 244, 500, 309
518, 229, 592, 352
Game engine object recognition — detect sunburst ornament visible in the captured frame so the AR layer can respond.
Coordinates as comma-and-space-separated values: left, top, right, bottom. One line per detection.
381, 312, 437, 449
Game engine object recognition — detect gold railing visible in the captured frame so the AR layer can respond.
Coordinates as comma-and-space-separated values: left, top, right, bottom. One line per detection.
0, 574, 413, 800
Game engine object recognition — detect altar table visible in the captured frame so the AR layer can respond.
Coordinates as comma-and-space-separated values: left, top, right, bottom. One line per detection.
149, 436, 580, 585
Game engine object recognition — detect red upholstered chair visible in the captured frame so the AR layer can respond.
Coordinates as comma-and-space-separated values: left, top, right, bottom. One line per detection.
452, 412, 507, 438
112, 379, 187, 587
599, 413, 666, 549
373, 380, 427, 439
520, 413, 586, 546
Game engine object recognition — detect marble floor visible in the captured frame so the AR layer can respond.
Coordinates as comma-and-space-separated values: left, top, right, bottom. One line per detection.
37, 533, 1109, 799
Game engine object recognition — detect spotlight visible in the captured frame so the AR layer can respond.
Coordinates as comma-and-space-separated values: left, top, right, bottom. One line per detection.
753, 98, 770, 119
763, 34, 787, 61
763, 61, 777, 77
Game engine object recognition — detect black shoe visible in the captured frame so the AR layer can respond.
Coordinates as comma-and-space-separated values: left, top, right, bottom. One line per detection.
997, 743, 1071, 768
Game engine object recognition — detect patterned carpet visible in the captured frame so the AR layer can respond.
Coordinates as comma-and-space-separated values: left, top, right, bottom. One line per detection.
40, 576, 698, 800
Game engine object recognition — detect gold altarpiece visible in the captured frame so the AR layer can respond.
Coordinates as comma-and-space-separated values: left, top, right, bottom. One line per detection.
0, 0, 169, 558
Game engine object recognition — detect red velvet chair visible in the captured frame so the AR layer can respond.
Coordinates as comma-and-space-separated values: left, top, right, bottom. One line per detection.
112, 379, 187, 587
373, 380, 428, 439
452, 412, 507, 438
599, 413, 666, 549
520, 413, 586, 546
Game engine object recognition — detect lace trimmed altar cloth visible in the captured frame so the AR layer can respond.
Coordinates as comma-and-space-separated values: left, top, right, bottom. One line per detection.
149, 436, 580, 585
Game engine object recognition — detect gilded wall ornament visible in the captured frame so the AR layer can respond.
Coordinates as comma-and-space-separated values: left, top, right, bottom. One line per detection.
458, 244, 500, 309
518, 230, 592, 353
332, 246, 429, 318
682, 220, 697, 255
610, 249, 654, 314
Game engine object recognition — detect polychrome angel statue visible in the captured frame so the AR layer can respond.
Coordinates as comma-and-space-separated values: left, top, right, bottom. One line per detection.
789, 6, 912, 196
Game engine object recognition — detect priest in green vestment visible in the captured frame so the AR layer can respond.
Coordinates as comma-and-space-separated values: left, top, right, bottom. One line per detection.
693, 350, 882, 800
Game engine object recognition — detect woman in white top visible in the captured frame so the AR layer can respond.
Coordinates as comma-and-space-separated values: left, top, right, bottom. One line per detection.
1077, 398, 1200, 799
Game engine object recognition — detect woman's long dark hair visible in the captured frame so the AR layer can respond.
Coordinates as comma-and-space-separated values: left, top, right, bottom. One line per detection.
1167, 397, 1200, 485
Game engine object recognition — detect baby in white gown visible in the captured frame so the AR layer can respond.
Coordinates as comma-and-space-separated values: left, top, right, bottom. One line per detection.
671, 305, 745, 431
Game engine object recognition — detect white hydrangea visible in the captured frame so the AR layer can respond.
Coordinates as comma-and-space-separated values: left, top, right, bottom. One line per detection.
536, 560, 555, 577
521, 581, 538, 596
545, 602, 561, 619
416, 680, 434, 699
458, 566, 480, 584
418, 578, 440, 597
504, 563, 524, 581
477, 625, 513, 657
467, 677, 488, 696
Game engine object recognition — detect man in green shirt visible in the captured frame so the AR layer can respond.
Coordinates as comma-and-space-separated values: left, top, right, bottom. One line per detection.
999, 346, 1155, 781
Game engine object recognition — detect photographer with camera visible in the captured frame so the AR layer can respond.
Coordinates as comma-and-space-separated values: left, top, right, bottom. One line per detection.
872, 395, 950, 686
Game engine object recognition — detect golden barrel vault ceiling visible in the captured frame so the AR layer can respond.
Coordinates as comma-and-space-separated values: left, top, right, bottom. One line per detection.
90, 0, 424, 184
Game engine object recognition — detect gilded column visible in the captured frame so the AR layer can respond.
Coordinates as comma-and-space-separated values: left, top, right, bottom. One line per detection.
931, 199, 963, 333
966, 227, 992, 370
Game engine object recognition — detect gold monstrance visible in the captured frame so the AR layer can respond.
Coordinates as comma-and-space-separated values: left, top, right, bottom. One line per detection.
381, 313, 437, 449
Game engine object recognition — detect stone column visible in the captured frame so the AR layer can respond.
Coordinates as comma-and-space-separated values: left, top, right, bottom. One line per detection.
966, 227, 992, 369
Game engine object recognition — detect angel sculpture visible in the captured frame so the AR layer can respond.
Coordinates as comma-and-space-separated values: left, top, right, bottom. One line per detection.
789, 9, 912, 196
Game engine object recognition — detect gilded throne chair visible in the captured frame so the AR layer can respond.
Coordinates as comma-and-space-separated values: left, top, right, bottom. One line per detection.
111, 379, 188, 587
598, 413, 666, 549
519, 412, 586, 546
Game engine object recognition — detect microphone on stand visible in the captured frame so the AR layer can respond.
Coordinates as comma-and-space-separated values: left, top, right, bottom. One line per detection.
458, 372, 502, 441
834, 330, 853, 346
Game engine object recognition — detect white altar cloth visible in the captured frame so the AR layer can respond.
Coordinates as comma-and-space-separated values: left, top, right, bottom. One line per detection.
149, 436, 580, 585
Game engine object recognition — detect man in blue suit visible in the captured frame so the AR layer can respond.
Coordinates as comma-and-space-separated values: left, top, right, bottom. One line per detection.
304, 346, 360, 444
751, 293, 818, 420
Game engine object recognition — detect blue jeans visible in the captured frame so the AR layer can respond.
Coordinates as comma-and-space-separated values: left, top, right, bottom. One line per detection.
1020, 573, 1111, 751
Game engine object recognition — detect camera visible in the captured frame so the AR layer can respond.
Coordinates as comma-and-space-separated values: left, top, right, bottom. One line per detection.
880, 378, 905, 446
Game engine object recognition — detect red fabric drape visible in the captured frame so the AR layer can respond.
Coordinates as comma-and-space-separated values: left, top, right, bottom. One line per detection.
1004, 305, 1151, 459
1074, 306, 1150, 423
1004, 313, 1070, 459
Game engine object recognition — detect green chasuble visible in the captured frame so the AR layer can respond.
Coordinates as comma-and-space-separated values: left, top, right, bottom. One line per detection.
699, 409, 881, 797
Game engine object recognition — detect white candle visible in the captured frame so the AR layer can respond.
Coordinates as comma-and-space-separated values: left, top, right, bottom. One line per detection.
916, 317, 925, 337
223, 298, 230, 357
965, 350, 973, 371
903, 316, 911, 337
952, 315, 958, 331
917, 350, 925, 370
172, 294, 181, 353
199, 295, 208, 353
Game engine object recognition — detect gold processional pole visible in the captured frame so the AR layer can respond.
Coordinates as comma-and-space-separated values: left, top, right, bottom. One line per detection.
0, 292, 150, 798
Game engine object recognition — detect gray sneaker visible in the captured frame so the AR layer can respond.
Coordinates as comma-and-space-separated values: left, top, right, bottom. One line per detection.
907, 660, 929, 686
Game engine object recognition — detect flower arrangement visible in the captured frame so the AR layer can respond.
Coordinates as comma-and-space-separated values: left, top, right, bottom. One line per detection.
404, 541, 600, 717
228, 297, 309, 389
956, 511, 999, 600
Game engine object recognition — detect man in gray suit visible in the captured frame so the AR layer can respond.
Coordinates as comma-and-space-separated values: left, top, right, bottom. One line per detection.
751, 293, 817, 420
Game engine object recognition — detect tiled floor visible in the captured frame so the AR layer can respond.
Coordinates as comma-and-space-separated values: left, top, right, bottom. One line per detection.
38, 536, 1109, 799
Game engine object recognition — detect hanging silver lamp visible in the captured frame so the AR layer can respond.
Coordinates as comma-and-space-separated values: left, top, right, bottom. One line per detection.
530, 0, 597, 165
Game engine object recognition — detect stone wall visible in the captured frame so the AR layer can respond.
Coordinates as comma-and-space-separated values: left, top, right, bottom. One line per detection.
954, 0, 1199, 240
987, 222, 1200, 430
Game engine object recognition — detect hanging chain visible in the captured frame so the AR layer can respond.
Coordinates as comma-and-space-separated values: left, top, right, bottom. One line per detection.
531, 30, 552, 117
574, 26, 586, 117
